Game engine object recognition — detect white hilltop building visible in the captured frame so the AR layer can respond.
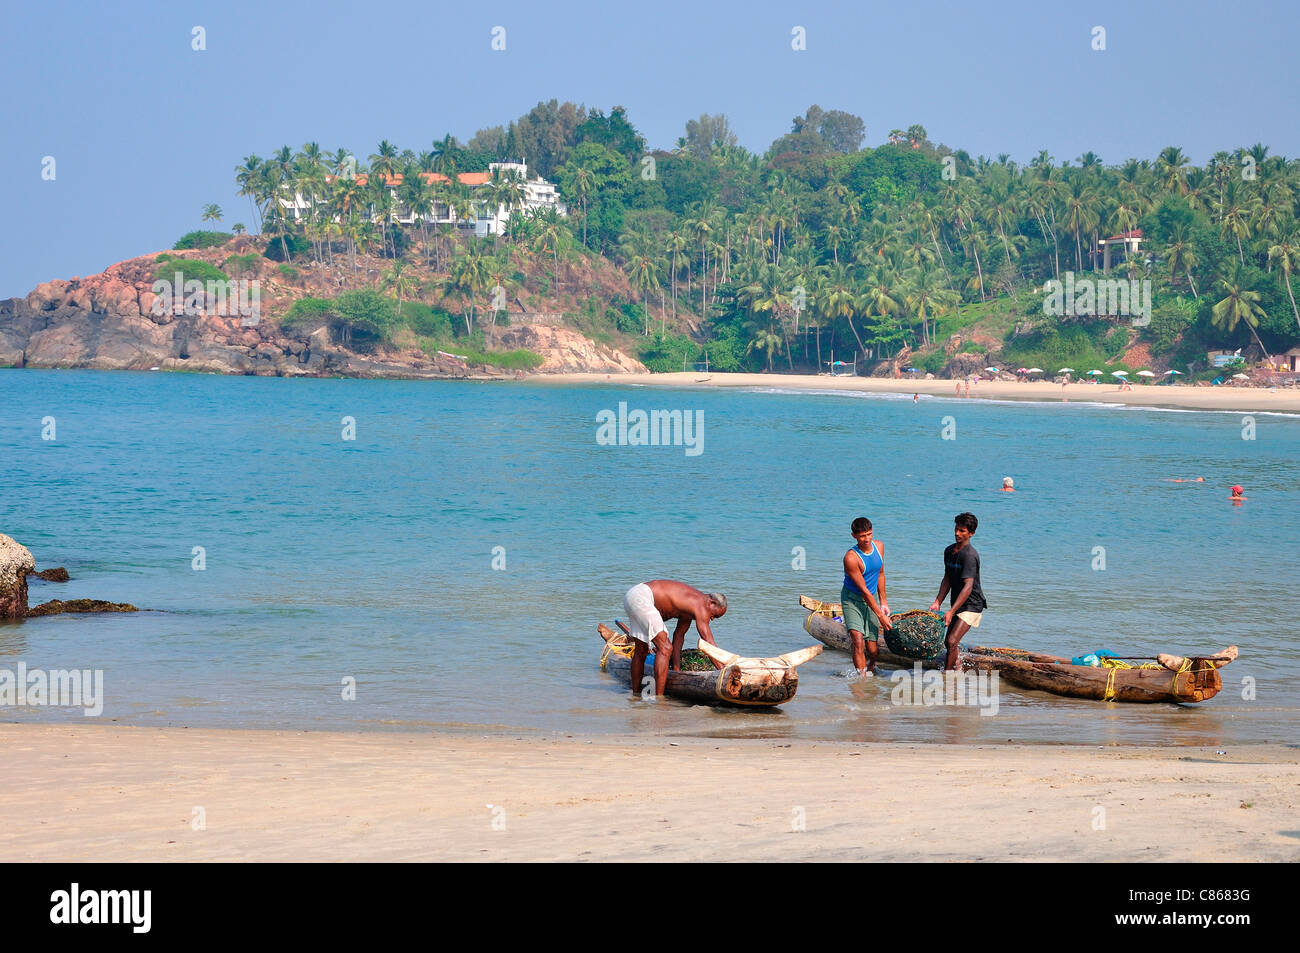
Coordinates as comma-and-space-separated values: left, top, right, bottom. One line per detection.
280, 159, 565, 236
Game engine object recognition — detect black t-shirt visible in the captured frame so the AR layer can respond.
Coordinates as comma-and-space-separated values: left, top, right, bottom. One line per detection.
943, 543, 987, 613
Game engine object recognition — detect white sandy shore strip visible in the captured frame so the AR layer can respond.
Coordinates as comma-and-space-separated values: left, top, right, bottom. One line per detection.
536, 372, 1300, 414
3, 725, 1296, 862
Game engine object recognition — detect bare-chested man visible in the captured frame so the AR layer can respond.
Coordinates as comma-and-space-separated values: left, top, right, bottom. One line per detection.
622, 580, 727, 697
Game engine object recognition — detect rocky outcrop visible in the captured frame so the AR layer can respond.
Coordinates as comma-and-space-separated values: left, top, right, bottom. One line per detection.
2, 250, 649, 379
30, 567, 70, 581
492, 324, 647, 373
25, 599, 139, 617
870, 346, 913, 378
943, 352, 990, 378
0, 533, 36, 618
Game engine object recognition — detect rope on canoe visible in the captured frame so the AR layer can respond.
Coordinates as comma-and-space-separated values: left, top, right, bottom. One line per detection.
600, 637, 635, 669
1099, 656, 1181, 701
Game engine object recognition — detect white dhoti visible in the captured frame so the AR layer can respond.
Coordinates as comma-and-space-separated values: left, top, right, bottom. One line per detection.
623, 583, 666, 645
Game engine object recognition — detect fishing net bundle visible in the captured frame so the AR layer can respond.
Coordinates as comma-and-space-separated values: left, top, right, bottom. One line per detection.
883, 609, 947, 659
677, 649, 713, 672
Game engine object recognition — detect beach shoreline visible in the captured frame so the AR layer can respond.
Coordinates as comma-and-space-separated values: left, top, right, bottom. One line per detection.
5, 723, 1296, 862
536, 371, 1300, 414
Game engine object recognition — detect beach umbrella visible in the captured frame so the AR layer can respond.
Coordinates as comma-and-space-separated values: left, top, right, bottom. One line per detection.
1058, 367, 1074, 373
1088, 369, 1103, 376
1136, 370, 1155, 377
906, 367, 919, 373
1111, 370, 1128, 377
1233, 373, 1250, 380
1164, 369, 1182, 375
985, 367, 1000, 374
1027, 367, 1044, 374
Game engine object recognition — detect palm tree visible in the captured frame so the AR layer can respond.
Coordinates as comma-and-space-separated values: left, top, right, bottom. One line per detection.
1211, 267, 1272, 363
624, 253, 661, 334
382, 261, 416, 320
746, 329, 783, 371
859, 264, 904, 359
235, 155, 265, 231
202, 204, 223, 226
570, 164, 596, 248
446, 243, 491, 334
1155, 146, 1190, 194
369, 141, 400, 180
1214, 180, 1258, 267
905, 266, 959, 348
531, 210, 570, 280
664, 230, 690, 319
1061, 178, 1100, 271
1267, 226, 1300, 333
739, 262, 793, 366
1164, 223, 1199, 298
817, 263, 866, 357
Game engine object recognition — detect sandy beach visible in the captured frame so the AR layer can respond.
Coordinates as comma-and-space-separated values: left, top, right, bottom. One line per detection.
540, 372, 1300, 414
4, 724, 1296, 862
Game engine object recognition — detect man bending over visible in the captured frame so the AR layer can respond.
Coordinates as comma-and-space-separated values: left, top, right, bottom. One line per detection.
622, 581, 727, 697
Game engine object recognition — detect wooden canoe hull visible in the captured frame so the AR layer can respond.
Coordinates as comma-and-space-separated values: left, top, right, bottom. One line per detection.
800, 602, 1225, 704
597, 623, 798, 707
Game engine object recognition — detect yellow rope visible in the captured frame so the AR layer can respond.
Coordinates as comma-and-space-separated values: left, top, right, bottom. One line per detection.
600, 638, 635, 669
1099, 656, 1187, 701
1167, 656, 1194, 696
1099, 658, 1163, 670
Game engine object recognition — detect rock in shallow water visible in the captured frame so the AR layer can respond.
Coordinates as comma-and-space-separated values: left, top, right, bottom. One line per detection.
0, 533, 36, 618
30, 566, 70, 582
25, 599, 138, 617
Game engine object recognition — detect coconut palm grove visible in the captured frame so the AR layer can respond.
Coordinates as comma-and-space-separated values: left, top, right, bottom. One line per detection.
223, 101, 1300, 378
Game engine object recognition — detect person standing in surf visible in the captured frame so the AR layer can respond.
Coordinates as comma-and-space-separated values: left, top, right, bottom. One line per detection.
929, 512, 987, 671
842, 517, 892, 677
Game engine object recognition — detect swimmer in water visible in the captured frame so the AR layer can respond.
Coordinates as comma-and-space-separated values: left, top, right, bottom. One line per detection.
914, 393, 919, 403
1001, 477, 1015, 492
1230, 484, 1247, 501
1167, 476, 1207, 483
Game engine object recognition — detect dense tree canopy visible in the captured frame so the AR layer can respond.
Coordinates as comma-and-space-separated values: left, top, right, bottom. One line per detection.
236, 101, 1300, 375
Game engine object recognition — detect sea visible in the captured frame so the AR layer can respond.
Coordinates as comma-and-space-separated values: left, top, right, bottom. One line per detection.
2, 368, 1296, 746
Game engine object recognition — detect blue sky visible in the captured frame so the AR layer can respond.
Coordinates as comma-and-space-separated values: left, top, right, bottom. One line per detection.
1, 0, 1297, 296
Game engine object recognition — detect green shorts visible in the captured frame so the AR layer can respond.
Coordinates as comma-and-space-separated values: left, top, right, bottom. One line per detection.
840, 587, 880, 643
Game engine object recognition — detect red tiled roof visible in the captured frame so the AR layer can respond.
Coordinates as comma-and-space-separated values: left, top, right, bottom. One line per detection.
1102, 229, 1143, 241
325, 171, 488, 187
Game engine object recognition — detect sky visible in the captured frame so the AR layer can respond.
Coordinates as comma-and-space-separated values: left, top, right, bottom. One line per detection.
2, 0, 1298, 296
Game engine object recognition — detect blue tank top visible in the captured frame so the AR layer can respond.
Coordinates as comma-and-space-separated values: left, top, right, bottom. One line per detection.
842, 542, 883, 598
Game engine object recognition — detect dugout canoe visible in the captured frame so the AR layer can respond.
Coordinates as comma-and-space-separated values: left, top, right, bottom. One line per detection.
799, 596, 1236, 704
597, 621, 821, 707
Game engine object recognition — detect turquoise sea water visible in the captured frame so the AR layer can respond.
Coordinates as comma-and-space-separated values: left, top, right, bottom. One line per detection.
2, 369, 1296, 745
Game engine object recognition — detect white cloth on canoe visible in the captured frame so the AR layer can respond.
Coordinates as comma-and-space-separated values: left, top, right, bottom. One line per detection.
623, 583, 667, 645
